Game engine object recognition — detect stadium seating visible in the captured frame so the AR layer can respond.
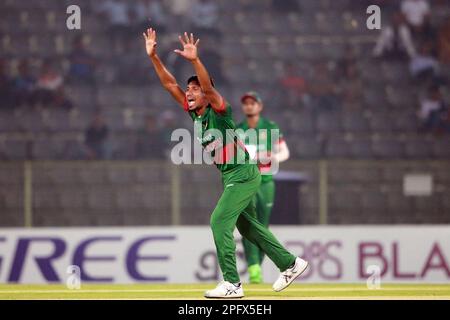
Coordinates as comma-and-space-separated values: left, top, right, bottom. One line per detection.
0, 0, 449, 226
0, 0, 448, 161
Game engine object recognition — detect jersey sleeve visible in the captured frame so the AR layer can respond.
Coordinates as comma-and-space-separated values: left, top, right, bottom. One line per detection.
213, 99, 231, 117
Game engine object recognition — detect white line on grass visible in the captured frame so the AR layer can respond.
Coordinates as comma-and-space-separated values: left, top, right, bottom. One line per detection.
1, 288, 449, 294
4, 296, 450, 301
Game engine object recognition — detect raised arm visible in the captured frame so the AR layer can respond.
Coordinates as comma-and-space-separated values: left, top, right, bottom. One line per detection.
143, 28, 185, 107
174, 32, 225, 113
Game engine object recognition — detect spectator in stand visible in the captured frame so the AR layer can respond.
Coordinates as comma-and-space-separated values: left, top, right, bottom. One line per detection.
133, 0, 167, 35
68, 35, 97, 85
84, 112, 111, 159
338, 45, 358, 77
188, 0, 221, 39
339, 63, 363, 110
401, 0, 433, 39
33, 60, 72, 109
373, 12, 417, 59
409, 41, 439, 79
336, 46, 363, 110
53, 88, 74, 110
278, 62, 308, 109
309, 62, 341, 112
12, 60, 36, 108
438, 17, 450, 64
0, 59, 13, 110
418, 85, 449, 133
135, 115, 165, 159
95, 0, 132, 48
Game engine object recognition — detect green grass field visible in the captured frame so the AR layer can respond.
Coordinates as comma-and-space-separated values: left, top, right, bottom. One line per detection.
1, 284, 449, 300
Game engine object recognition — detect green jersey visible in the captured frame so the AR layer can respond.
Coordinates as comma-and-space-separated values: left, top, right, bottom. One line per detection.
184, 99, 251, 173
236, 117, 284, 182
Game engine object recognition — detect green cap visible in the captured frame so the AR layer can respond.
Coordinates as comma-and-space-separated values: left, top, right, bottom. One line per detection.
241, 91, 262, 104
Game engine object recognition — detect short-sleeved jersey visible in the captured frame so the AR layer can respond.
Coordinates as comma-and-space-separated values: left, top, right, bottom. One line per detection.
236, 117, 284, 182
184, 99, 250, 173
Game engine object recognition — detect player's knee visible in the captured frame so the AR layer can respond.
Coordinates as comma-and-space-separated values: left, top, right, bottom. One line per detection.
210, 217, 232, 239
210, 213, 218, 228
210, 216, 223, 235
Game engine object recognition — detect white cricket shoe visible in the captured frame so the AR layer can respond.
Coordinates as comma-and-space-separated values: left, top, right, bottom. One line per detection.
204, 281, 244, 299
273, 257, 309, 292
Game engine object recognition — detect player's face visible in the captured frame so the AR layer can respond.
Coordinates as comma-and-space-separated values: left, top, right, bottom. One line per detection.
242, 98, 262, 116
186, 83, 208, 110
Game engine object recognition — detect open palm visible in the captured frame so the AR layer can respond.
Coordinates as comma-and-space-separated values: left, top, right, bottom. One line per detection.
143, 28, 157, 57
174, 32, 200, 61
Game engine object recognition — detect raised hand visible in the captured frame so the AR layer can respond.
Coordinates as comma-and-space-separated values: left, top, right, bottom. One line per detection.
174, 32, 200, 61
143, 28, 157, 57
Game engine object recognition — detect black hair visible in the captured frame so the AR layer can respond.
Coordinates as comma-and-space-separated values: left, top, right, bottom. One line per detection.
187, 75, 215, 88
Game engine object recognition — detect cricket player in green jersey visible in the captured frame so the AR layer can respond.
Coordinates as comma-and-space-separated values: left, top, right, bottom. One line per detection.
143, 28, 308, 298
237, 92, 291, 284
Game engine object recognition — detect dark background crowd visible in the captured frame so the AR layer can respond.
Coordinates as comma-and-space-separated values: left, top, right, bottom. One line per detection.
0, 0, 449, 161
